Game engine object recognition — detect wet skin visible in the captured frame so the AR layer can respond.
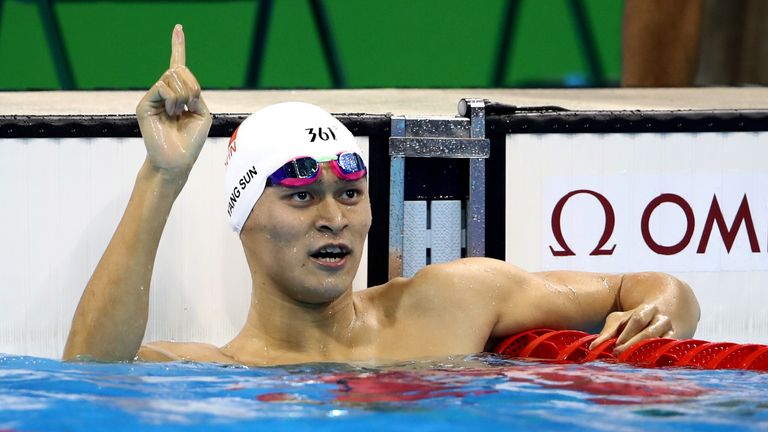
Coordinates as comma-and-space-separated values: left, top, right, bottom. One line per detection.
240, 170, 371, 306
135, 169, 698, 365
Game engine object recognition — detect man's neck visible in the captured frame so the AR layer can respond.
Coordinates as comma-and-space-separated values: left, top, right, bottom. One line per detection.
229, 279, 364, 362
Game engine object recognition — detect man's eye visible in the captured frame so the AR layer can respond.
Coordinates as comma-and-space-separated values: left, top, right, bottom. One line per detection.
291, 191, 311, 202
342, 189, 361, 200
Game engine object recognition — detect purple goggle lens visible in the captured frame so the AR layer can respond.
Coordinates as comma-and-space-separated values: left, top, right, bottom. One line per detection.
267, 152, 367, 187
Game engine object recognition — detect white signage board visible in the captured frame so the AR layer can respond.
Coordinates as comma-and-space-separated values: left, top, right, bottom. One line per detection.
506, 132, 768, 344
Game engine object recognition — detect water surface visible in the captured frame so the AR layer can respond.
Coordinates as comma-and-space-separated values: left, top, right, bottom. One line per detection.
1, 354, 767, 431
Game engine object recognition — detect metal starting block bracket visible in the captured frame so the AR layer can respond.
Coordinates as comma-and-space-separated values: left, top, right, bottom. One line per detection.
388, 98, 490, 279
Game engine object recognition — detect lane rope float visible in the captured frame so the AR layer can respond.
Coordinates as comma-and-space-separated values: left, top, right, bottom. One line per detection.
493, 329, 768, 371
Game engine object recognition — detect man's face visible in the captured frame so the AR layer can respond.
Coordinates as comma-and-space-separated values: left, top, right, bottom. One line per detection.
240, 165, 372, 304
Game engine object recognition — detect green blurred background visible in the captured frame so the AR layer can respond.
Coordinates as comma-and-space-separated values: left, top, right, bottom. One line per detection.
0, 0, 623, 90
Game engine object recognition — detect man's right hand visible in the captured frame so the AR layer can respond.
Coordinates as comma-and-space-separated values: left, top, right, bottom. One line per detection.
136, 24, 211, 177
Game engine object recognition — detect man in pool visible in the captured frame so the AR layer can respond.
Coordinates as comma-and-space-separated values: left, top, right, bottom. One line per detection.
63, 25, 700, 365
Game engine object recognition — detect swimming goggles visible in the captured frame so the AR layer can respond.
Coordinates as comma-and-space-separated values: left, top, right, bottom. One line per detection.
266, 152, 367, 187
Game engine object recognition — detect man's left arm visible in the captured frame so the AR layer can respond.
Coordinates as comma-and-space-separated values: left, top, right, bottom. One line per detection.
530, 270, 700, 353
413, 258, 700, 355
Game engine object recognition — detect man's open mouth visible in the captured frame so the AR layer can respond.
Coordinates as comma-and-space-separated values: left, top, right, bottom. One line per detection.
310, 244, 351, 263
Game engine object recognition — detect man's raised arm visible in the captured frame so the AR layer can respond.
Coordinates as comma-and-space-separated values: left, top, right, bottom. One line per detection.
63, 25, 211, 361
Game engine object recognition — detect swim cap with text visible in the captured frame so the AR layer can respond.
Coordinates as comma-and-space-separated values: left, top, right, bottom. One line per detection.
224, 102, 361, 233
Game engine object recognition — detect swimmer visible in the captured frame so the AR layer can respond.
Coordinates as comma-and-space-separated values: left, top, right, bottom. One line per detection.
63, 25, 700, 365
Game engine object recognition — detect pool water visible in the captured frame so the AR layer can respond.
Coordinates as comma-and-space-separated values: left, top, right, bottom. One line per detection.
1, 353, 767, 431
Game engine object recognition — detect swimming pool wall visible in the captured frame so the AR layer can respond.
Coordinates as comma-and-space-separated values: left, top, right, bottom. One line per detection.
1, 88, 767, 358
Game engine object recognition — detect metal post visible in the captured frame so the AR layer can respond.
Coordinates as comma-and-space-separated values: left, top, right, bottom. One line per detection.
388, 103, 489, 279
388, 117, 406, 279
462, 99, 487, 257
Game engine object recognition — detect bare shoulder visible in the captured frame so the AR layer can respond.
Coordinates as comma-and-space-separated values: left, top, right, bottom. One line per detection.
356, 258, 527, 344
137, 341, 236, 364
414, 257, 529, 292
361, 257, 527, 313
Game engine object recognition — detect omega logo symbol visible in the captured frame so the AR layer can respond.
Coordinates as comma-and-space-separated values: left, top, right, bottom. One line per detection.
549, 190, 616, 257
549, 189, 760, 257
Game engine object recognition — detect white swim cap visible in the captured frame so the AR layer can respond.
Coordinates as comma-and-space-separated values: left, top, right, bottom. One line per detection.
224, 102, 362, 233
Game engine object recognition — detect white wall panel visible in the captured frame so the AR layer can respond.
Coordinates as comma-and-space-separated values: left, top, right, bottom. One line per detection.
403, 201, 427, 277
431, 200, 462, 264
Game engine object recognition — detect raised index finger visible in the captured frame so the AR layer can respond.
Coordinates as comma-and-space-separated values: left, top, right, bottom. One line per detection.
169, 24, 186, 68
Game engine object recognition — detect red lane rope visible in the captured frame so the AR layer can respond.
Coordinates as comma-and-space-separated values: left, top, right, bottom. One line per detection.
493, 329, 768, 372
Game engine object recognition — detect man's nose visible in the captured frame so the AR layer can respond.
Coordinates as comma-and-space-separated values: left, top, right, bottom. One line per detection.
315, 196, 348, 234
